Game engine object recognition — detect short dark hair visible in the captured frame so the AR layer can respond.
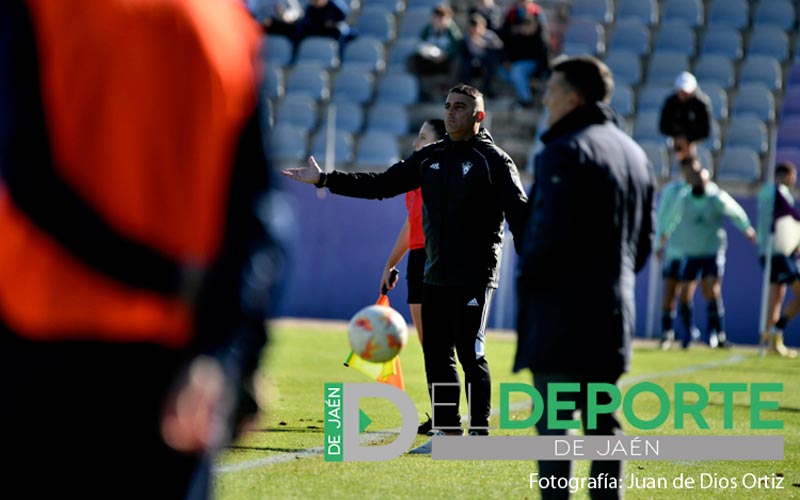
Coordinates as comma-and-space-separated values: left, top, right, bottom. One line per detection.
680, 155, 702, 171
425, 118, 446, 139
551, 55, 614, 104
448, 83, 483, 101
776, 161, 797, 178
432, 4, 452, 16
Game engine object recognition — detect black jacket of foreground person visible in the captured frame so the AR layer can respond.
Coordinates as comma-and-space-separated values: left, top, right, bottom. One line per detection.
515, 102, 656, 375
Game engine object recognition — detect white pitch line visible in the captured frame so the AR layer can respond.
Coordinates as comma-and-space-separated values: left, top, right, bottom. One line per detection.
214, 354, 747, 474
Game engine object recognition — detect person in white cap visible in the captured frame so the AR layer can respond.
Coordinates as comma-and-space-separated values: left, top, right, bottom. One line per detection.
659, 71, 712, 168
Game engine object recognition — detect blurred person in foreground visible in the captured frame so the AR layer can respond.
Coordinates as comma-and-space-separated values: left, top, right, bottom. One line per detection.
0, 1, 286, 498
379, 118, 446, 434
515, 55, 656, 499
283, 84, 528, 453
757, 161, 800, 357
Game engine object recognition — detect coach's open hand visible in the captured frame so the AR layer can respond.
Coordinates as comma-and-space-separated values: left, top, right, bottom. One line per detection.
281, 156, 322, 184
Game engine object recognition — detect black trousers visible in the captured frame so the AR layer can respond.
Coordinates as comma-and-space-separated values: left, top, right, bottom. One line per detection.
0, 322, 209, 499
421, 284, 494, 433
533, 372, 624, 500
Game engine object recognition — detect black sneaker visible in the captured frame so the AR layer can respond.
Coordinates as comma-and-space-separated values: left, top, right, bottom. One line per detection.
417, 414, 432, 435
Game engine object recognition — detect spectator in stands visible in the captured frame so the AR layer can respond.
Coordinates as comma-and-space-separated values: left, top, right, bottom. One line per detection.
408, 4, 463, 78
757, 162, 800, 357
515, 55, 655, 500
458, 14, 504, 98
295, 0, 351, 45
248, 0, 304, 40
660, 161, 757, 349
654, 157, 703, 349
659, 72, 712, 163
379, 118, 447, 435
468, 0, 503, 31
499, 0, 550, 108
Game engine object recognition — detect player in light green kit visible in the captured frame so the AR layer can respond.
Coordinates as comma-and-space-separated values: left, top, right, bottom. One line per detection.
654, 157, 702, 349
660, 161, 757, 349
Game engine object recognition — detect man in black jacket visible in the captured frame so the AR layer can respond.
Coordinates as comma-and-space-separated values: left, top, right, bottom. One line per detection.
659, 71, 712, 163
283, 84, 528, 449
515, 56, 655, 499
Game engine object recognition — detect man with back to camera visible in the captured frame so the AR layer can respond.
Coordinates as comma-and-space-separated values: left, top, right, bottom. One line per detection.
515, 55, 656, 499
282, 83, 529, 453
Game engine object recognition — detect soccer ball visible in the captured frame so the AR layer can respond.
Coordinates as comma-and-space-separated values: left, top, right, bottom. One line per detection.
348, 305, 408, 362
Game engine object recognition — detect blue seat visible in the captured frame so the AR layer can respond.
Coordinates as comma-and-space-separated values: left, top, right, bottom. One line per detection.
331, 67, 375, 105
636, 83, 672, 113
717, 147, 760, 182
355, 131, 400, 169
700, 83, 728, 121
640, 141, 670, 178
615, 0, 657, 25
263, 64, 284, 101
604, 49, 641, 86
355, 6, 396, 43
366, 102, 410, 135
731, 84, 775, 122
653, 21, 696, 57
286, 62, 330, 100
632, 111, 662, 142
699, 26, 742, 60
407, 0, 444, 9
342, 36, 386, 72
311, 128, 355, 165
662, 0, 703, 27
781, 87, 800, 119
748, 27, 789, 62
366, 0, 405, 14
610, 82, 634, 117
397, 8, 429, 40
270, 123, 308, 166
376, 72, 419, 105
386, 38, 417, 73
645, 52, 689, 85
706, 0, 749, 30
562, 19, 605, 56
608, 19, 650, 56
276, 93, 318, 130
324, 100, 365, 134
694, 55, 734, 88
739, 56, 783, 92
263, 34, 294, 68
753, 0, 796, 31
295, 36, 340, 70
706, 119, 722, 152
570, 0, 613, 23
725, 116, 768, 154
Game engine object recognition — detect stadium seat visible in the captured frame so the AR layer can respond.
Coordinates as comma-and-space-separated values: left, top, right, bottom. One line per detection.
355, 6, 396, 43
366, 0, 405, 15
311, 127, 355, 165
376, 72, 419, 105
694, 55, 735, 88
286, 62, 331, 101
667, 144, 714, 178
615, 0, 657, 26
753, 0, 796, 31
632, 111, 662, 143
270, 123, 308, 167
739, 56, 783, 92
706, 0, 749, 30
407, 0, 443, 10
610, 82, 634, 117
646, 52, 689, 86
776, 117, 800, 149
263, 34, 294, 68
398, 8, 430, 40
603, 49, 642, 86
725, 116, 768, 154
570, 0, 613, 24
342, 36, 386, 72
562, 19, 605, 56
276, 93, 319, 130
640, 141, 670, 178
706, 120, 722, 152
386, 38, 418, 73
653, 21, 696, 57
731, 84, 775, 122
608, 19, 650, 56
355, 131, 400, 169
662, 0, 703, 27
700, 83, 727, 121
295, 36, 340, 70
699, 26, 742, 60
636, 83, 672, 114
780, 87, 800, 119
366, 102, 410, 135
264, 64, 284, 101
748, 26, 790, 62
331, 67, 375, 105
323, 100, 365, 134
717, 147, 761, 182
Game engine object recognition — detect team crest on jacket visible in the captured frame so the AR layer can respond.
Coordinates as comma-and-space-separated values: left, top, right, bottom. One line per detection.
462, 162, 472, 176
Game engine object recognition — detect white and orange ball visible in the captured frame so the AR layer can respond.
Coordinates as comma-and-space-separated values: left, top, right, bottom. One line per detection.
347, 305, 408, 362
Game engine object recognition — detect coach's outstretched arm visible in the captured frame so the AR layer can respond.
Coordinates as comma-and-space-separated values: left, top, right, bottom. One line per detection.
282, 156, 322, 184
